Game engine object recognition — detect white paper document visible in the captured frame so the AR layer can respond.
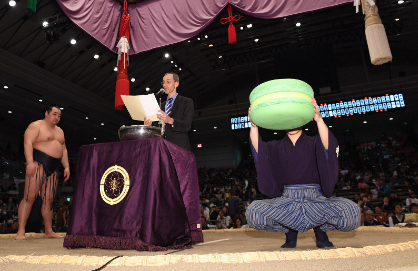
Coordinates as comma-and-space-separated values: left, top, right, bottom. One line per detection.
121, 94, 160, 121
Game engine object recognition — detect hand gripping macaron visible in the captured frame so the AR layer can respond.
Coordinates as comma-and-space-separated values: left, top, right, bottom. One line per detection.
249, 79, 314, 130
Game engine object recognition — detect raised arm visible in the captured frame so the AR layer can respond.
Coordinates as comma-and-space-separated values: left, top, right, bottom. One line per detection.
312, 97, 329, 150
248, 107, 259, 153
23, 122, 40, 177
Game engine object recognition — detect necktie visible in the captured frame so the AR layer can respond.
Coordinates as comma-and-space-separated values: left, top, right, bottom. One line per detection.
166, 98, 173, 116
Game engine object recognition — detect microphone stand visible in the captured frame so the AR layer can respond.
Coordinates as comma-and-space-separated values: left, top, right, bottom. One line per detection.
158, 97, 165, 136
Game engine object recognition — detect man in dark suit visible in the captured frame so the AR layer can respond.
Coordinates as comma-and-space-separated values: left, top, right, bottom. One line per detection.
145, 72, 194, 151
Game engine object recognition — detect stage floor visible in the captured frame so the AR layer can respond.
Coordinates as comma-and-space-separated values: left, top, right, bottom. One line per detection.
1, 227, 418, 271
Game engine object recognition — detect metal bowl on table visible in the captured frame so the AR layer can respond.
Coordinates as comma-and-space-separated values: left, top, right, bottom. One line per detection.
118, 125, 162, 141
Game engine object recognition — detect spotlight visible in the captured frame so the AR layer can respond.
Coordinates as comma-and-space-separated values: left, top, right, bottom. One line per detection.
247, 24, 252, 28
8, 111, 12, 114
39, 99, 43, 102
86, 117, 89, 120
70, 39, 76, 45
43, 21, 49, 27
114, 67, 118, 71
94, 54, 99, 59
101, 123, 104, 126
131, 78, 135, 82
146, 87, 150, 91
398, 0, 404, 4
164, 53, 169, 58
4, 86, 8, 89
254, 39, 259, 42
9, 1, 16, 7
205, 35, 208, 38
296, 22, 301, 27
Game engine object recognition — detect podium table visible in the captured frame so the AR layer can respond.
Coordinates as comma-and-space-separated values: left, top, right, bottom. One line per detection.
63, 137, 203, 251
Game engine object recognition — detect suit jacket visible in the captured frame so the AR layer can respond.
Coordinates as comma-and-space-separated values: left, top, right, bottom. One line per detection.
162, 95, 194, 151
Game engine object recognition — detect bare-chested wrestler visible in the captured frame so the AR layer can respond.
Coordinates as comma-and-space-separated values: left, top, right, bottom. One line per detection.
15, 105, 70, 240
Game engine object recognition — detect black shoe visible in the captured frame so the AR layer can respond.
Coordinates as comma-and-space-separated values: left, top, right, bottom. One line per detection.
281, 229, 298, 248
313, 227, 334, 248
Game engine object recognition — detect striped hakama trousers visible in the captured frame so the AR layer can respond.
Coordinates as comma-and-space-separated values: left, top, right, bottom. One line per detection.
246, 184, 361, 233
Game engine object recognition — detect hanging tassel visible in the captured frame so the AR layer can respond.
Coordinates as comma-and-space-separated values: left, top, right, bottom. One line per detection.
115, 1, 131, 110
362, 0, 392, 65
27, 0, 37, 13
221, 4, 241, 45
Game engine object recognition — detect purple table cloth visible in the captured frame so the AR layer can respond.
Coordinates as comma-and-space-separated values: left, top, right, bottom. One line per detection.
63, 137, 203, 251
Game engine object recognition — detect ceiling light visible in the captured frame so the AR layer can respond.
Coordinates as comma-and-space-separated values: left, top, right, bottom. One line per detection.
274, 132, 277, 135
193, 129, 196, 132
214, 127, 217, 129
86, 117, 89, 119
94, 138, 97, 140
329, 125, 332, 128
188, 40, 190, 43
240, 26, 244, 30
175, 65, 177, 67
395, 18, 400, 21
60, 108, 64, 110
205, 35, 208, 38
247, 24, 252, 28
9, 1, 16, 7
219, 55, 222, 58
70, 39, 76, 45
197, 38, 200, 40
171, 61, 174, 63
179, 68, 182, 70
146, 87, 150, 91
164, 53, 169, 58
8, 111, 12, 114
254, 39, 259, 42
131, 78, 135, 82
389, 118, 393, 120
296, 22, 301, 27
305, 128, 309, 131
363, 121, 367, 124
94, 54, 99, 59
101, 123, 104, 125
39, 99, 43, 102
398, 0, 404, 4
42, 21, 48, 27
208, 44, 213, 47
114, 67, 118, 71
4, 86, 8, 89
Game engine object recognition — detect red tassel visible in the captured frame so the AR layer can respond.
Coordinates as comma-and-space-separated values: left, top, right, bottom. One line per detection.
228, 23, 237, 44
115, 1, 130, 110
221, 4, 241, 45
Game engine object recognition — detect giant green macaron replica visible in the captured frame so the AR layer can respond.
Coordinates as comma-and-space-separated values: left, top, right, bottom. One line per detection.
249, 79, 314, 130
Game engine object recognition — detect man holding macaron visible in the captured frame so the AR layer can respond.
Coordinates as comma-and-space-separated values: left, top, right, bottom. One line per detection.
246, 91, 361, 249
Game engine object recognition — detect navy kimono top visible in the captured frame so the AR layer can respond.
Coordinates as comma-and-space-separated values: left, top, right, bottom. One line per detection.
250, 130, 339, 198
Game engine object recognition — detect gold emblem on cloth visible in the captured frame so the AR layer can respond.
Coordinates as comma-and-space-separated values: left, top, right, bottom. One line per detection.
100, 165, 130, 205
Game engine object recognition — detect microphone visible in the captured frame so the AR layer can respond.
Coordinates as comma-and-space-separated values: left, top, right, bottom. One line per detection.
155, 88, 165, 98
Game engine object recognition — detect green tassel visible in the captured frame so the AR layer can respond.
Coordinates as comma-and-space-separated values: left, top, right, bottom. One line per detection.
27, 0, 37, 13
